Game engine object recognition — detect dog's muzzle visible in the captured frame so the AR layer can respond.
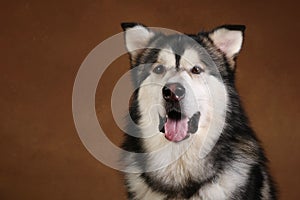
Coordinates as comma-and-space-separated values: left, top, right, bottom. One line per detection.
159, 82, 200, 142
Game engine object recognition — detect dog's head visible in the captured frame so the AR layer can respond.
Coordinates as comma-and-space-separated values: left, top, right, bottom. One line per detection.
122, 23, 245, 143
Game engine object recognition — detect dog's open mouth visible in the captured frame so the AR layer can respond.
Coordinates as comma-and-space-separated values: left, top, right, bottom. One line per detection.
159, 111, 200, 142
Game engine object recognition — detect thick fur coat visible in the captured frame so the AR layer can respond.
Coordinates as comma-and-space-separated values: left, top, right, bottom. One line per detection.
121, 23, 277, 200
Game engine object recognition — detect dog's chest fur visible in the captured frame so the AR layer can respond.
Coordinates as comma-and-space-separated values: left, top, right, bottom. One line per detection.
125, 154, 250, 200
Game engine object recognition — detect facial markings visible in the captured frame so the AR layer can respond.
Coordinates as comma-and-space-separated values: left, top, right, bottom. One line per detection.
180, 48, 204, 73
152, 46, 209, 81
155, 47, 183, 72
175, 54, 181, 71
156, 48, 176, 70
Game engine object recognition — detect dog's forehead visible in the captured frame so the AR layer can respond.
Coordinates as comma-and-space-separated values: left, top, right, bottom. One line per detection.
157, 47, 176, 66
157, 47, 201, 69
153, 34, 205, 69
180, 49, 201, 68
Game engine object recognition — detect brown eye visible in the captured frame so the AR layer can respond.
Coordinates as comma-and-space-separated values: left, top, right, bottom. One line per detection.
191, 66, 203, 74
153, 65, 165, 74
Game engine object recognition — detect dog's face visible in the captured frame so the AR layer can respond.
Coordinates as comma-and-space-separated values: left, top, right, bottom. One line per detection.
122, 23, 245, 144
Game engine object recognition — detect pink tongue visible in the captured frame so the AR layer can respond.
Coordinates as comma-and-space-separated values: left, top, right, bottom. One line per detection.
164, 118, 189, 142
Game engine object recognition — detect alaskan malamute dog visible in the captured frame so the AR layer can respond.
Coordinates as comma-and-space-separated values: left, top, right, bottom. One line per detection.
121, 22, 276, 200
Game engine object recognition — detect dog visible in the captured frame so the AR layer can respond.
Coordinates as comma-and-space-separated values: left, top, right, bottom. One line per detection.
120, 22, 277, 200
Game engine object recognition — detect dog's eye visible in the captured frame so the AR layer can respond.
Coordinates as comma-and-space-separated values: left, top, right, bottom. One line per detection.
153, 65, 165, 74
191, 66, 203, 74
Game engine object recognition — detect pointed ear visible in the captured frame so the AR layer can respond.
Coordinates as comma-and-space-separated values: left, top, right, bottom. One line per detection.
121, 22, 155, 59
209, 25, 245, 59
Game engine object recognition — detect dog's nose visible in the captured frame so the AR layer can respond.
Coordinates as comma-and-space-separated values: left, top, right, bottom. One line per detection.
162, 83, 185, 101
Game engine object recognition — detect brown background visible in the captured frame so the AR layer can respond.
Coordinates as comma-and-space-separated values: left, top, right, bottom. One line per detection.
1, 0, 299, 199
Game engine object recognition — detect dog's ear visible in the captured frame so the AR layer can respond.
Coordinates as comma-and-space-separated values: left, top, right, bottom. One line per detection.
121, 22, 155, 59
209, 25, 245, 60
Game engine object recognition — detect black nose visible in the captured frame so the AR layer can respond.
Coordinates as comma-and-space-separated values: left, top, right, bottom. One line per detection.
162, 83, 185, 101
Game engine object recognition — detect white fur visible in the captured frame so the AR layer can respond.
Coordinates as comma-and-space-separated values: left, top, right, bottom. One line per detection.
124, 25, 154, 56
209, 28, 243, 58
157, 48, 176, 67
180, 48, 204, 70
